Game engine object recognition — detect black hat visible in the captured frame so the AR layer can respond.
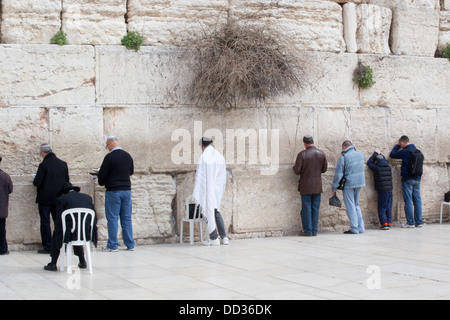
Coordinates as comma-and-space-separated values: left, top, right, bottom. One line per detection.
57, 182, 80, 197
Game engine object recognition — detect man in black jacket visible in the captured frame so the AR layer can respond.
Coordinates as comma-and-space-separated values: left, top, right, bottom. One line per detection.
44, 182, 97, 272
97, 136, 135, 252
367, 151, 393, 230
33, 143, 69, 254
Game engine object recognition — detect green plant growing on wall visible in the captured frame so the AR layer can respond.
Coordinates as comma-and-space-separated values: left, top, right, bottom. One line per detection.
442, 43, 450, 61
121, 31, 144, 51
50, 31, 67, 46
353, 63, 376, 89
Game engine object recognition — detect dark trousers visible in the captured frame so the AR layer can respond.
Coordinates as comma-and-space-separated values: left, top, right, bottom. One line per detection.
0, 219, 7, 254
209, 209, 227, 240
378, 191, 393, 225
39, 204, 57, 251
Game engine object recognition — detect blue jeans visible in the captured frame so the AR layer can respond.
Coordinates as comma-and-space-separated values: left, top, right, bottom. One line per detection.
402, 179, 422, 226
343, 187, 365, 234
300, 194, 321, 235
105, 190, 135, 250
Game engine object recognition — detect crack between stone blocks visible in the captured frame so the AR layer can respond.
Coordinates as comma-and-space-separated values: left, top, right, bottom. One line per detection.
125, 0, 129, 31
60, 0, 64, 31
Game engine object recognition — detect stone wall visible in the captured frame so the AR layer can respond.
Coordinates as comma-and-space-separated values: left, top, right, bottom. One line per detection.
0, 0, 449, 249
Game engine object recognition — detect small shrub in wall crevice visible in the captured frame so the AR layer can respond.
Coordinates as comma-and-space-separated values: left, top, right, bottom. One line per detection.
50, 31, 67, 46
353, 63, 376, 89
121, 31, 144, 51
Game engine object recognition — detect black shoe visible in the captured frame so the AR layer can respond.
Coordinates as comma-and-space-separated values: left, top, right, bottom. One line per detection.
44, 263, 57, 271
0, 251, 9, 255
38, 249, 51, 254
343, 230, 357, 234
78, 261, 87, 269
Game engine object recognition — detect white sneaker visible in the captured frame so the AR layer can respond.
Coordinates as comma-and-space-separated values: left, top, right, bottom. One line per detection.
401, 223, 415, 228
222, 237, 229, 245
209, 238, 220, 246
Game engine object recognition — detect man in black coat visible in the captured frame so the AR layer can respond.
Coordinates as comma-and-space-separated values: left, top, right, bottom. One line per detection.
33, 143, 69, 254
44, 182, 97, 272
367, 151, 393, 230
0, 156, 13, 255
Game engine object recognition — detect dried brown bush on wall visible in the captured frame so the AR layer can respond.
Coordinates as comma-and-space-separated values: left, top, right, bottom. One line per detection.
186, 21, 305, 108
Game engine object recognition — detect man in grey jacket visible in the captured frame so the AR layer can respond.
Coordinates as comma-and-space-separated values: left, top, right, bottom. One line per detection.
332, 141, 366, 234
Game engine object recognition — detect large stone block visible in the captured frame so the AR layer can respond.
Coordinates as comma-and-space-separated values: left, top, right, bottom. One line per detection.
0, 0, 61, 44
266, 51, 359, 107
49, 107, 104, 174
0, 107, 49, 175
442, 0, 450, 10
389, 108, 439, 163
362, 0, 440, 10
102, 107, 151, 173
0, 45, 95, 106
148, 107, 223, 173
94, 173, 176, 245
437, 109, 450, 163
343, 3, 358, 53
95, 46, 193, 106
355, 4, 392, 54
343, 3, 392, 54
358, 54, 450, 107
127, 0, 228, 46
315, 108, 351, 165
439, 11, 450, 52
390, 7, 440, 56
419, 164, 450, 223
62, 0, 127, 45
268, 106, 314, 166
349, 107, 390, 158
232, 0, 346, 52
231, 168, 301, 234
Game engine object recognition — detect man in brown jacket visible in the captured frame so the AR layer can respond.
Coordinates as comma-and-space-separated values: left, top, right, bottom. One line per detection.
293, 136, 328, 236
0, 156, 13, 255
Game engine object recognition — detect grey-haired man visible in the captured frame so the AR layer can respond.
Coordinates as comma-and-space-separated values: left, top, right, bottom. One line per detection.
33, 143, 69, 254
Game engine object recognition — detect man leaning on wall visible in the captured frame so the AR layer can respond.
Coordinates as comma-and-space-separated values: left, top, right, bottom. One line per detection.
33, 143, 70, 254
293, 136, 328, 236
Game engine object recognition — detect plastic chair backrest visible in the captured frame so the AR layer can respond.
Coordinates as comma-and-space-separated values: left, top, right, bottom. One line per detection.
61, 208, 95, 243
185, 194, 201, 220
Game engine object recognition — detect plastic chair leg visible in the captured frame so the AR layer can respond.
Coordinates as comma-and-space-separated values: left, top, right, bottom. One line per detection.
60, 245, 65, 272
189, 221, 194, 246
199, 220, 204, 243
180, 222, 184, 244
67, 243, 72, 275
86, 243, 93, 275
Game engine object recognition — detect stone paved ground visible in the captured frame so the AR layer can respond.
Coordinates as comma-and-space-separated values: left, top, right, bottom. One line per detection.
1, 223, 450, 300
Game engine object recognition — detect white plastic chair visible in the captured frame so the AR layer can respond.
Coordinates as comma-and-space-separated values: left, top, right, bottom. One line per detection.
440, 202, 450, 224
180, 194, 207, 245
60, 208, 95, 274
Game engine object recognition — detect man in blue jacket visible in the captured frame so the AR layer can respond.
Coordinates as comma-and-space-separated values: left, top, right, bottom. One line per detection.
390, 135, 423, 228
332, 141, 366, 234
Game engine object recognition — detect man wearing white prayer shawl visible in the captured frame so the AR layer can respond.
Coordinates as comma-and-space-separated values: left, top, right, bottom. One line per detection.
192, 137, 228, 246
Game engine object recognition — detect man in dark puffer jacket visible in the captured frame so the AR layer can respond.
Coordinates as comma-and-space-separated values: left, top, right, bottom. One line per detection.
367, 152, 393, 230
